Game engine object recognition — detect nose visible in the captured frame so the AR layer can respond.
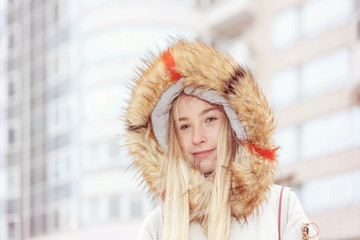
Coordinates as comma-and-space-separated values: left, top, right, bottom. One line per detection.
192, 125, 206, 145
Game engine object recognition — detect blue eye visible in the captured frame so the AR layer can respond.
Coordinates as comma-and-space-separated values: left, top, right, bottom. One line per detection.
180, 125, 190, 131
206, 117, 217, 123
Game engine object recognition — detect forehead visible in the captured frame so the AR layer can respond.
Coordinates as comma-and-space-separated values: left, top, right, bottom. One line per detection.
177, 94, 221, 115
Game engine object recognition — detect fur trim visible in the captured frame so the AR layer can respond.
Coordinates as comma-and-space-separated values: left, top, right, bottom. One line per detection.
125, 40, 278, 221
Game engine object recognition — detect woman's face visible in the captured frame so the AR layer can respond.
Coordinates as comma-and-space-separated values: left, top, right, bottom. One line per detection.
176, 94, 225, 174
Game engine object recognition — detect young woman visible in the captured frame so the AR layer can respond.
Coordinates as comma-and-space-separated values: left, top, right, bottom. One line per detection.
125, 40, 319, 240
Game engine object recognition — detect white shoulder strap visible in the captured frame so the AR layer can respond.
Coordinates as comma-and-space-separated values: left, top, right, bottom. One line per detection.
157, 206, 163, 240
277, 186, 291, 240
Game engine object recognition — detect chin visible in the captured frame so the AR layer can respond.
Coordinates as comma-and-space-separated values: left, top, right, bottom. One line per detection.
200, 169, 212, 174
199, 165, 215, 175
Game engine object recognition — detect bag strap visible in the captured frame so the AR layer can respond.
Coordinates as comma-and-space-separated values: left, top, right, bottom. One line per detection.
278, 186, 291, 240
278, 186, 284, 240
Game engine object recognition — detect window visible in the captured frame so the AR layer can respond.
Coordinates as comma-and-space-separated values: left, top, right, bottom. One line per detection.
30, 167, 40, 186
8, 222, 15, 238
90, 198, 100, 223
108, 140, 119, 160
86, 140, 124, 169
52, 132, 70, 150
8, 129, 14, 144
8, 33, 15, 48
6, 153, 18, 167
301, 110, 350, 159
272, 8, 300, 48
46, 98, 71, 137
271, 68, 299, 107
85, 142, 102, 169
328, 173, 350, 209
277, 107, 359, 162
7, 105, 17, 119
48, 151, 71, 182
0, 154, 4, 168
301, 0, 352, 37
0, 199, 3, 216
302, 170, 360, 214
8, 81, 14, 96
108, 196, 120, 219
30, 215, 43, 236
0, 170, 5, 197
53, 211, 60, 230
352, 171, 360, 204
352, 107, 360, 145
0, 77, 6, 105
7, 10, 15, 25
271, 48, 349, 108
41, 213, 47, 234
302, 178, 328, 213
7, 58, 18, 72
130, 196, 142, 218
59, 183, 71, 200
272, 0, 353, 49
7, 167, 19, 196
118, 138, 132, 167
54, 3, 59, 25
30, 193, 42, 208
53, 183, 71, 201
6, 199, 18, 214
301, 49, 349, 97
275, 127, 299, 166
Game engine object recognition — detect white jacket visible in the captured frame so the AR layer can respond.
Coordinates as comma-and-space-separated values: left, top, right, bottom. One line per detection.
137, 185, 319, 240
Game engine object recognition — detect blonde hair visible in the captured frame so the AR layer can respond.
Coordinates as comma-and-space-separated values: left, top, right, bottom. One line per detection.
162, 94, 239, 240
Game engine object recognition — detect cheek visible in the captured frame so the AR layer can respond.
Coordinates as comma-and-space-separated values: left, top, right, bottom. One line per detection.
179, 134, 191, 153
209, 124, 222, 141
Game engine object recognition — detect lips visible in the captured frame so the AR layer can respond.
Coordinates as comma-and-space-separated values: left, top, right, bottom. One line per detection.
192, 149, 215, 158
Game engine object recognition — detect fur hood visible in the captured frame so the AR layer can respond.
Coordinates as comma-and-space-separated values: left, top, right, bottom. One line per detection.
125, 40, 278, 221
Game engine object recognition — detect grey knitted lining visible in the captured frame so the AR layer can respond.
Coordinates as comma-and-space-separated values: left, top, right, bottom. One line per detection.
151, 78, 247, 152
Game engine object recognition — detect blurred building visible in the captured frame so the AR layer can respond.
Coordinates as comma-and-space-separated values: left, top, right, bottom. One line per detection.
211, 0, 360, 239
0, 0, 359, 240
1, 0, 84, 239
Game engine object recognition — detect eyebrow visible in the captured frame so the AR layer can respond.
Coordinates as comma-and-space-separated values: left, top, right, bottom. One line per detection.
179, 107, 220, 121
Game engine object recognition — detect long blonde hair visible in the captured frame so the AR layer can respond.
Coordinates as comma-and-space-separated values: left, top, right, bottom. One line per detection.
163, 94, 239, 240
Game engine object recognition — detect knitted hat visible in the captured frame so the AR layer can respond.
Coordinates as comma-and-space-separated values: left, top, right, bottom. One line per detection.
125, 39, 278, 221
